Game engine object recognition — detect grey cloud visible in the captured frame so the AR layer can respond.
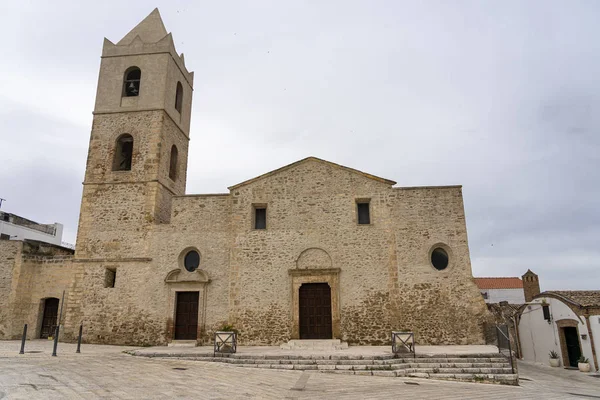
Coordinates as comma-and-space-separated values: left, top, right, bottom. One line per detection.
1, 0, 599, 291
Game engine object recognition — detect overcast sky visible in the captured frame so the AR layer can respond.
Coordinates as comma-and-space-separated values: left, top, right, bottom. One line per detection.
1, 1, 598, 290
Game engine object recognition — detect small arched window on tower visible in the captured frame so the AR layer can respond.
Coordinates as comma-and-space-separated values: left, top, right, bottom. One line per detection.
175, 82, 183, 113
123, 67, 141, 97
113, 134, 133, 171
169, 145, 178, 180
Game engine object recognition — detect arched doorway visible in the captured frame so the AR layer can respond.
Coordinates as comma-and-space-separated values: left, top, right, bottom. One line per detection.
40, 298, 59, 339
299, 283, 332, 339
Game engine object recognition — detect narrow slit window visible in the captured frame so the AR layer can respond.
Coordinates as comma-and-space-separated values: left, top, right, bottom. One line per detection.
357, 202, 370, 225
113, 134, 133, 171
175, 82, 183, 113
105, 268, 116, 288
254, 207, 266, 230
169, 145, 178, 180
542, 305, 551, 320
123, 67, 141, 97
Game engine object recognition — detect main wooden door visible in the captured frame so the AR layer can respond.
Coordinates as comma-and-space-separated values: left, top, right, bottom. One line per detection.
40, 298, 59, 339
174, 292, 199, 340
564, 327, 582, 367
299, 283, 332, 339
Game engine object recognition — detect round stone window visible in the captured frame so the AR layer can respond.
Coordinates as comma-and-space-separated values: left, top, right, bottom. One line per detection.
183, 250, 200, 272
431, 247, 449, 270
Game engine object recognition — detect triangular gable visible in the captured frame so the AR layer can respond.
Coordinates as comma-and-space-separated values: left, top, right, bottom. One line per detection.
117, 8, 168, 45
228, 157, 396, 190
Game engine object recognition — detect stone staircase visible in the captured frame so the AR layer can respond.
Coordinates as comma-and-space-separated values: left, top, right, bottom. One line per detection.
279, 339, 348, 350
131, 351, 518, 385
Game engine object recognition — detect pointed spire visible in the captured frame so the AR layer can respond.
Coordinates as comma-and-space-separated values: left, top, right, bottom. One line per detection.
117, 8, 168, 45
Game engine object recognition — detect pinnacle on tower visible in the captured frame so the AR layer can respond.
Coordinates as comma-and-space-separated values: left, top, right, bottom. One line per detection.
117, 8, 168, 45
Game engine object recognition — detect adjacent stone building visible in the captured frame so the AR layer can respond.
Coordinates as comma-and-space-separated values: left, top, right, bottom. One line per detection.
0, 9, 491, 346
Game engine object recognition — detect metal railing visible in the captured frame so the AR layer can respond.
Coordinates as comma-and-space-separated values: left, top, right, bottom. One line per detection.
496, 325, 515, 374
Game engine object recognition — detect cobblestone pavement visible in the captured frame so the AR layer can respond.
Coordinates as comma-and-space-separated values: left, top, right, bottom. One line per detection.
1, 341, 598, 399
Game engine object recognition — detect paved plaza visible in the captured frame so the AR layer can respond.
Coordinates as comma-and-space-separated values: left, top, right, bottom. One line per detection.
0, 340, 598, 399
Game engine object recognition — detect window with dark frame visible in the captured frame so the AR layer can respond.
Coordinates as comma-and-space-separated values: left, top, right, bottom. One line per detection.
482, 292, 488, 299
105, 268, 116, 288
357, 202, 370, 225
542, 305, 551, 321
0, 233, 10, 240
254, 207, 267, 230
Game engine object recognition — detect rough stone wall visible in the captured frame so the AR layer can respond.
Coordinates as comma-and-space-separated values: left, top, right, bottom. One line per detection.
158, 194, 231, 342
228, 160, 400, 345
0, 240, 20, 338
76, 110, 187, 258
390, 187, 491, 344
72, 260, 168, 345
69, 194, 232, 346
224, 160, 489, 345
0, 240, 74, 340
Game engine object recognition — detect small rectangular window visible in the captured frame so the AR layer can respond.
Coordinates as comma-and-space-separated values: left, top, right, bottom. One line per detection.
105, 268, 116, 288
254, 207, 266, 230
542, 305, 550, 320
482, 292, 488, 299
0, 233, 10, 240
357, 201, 370, 225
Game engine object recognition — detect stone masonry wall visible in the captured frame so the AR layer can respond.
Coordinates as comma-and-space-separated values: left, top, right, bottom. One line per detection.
0, 240, 20, 338
72, 194, 232, 346
225, 159, 489, 345
158, 194, 231, 342
389, 187, 491, 344
0, 240, 75, 340
221, 160, 491, 345
76, 110, 186, 258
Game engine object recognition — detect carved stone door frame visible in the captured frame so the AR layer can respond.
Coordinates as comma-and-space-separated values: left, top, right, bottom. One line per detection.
165, 269, 210, 344
289, 268, 340, 339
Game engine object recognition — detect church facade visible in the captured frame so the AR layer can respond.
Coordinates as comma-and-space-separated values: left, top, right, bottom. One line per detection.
0, 10, 490, 346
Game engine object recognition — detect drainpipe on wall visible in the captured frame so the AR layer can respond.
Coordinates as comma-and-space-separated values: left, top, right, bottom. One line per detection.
584, 314, 599, 371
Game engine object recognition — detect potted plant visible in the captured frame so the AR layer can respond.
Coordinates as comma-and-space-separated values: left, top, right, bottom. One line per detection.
578, 356, 591, 373
549, 350, 560, 367
214, 324, 238, 354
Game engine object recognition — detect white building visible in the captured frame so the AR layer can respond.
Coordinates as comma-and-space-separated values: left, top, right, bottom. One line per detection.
518, 291, 599, 371
0, 211, 64, 246
475, 277, 526, 304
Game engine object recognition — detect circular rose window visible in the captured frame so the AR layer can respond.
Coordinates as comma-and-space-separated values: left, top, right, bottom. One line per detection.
431, 247, 449, 270
183, 250, 200, 272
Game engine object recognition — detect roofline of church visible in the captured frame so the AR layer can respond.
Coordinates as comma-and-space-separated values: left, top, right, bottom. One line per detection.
227, 157, 397, 190
394, 185, 462, 190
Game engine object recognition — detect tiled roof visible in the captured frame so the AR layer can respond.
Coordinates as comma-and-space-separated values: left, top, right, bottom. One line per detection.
474, 277, 523, 290
540, 291, 600, 307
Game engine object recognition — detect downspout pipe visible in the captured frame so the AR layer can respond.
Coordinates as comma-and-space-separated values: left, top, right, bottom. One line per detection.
584, 313, 599, 371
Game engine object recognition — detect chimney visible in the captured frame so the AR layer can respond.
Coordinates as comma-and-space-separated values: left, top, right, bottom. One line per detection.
522, 269, 540, 302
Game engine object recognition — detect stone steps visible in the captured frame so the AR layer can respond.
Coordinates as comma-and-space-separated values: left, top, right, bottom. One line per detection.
130, 351, 516, 385
280, 339, 349, 350
180, 356, 510, 369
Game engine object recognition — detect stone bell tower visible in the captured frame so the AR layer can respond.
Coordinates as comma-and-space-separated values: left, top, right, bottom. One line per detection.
75, 9, 194, 260
522, 269, 541, 302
